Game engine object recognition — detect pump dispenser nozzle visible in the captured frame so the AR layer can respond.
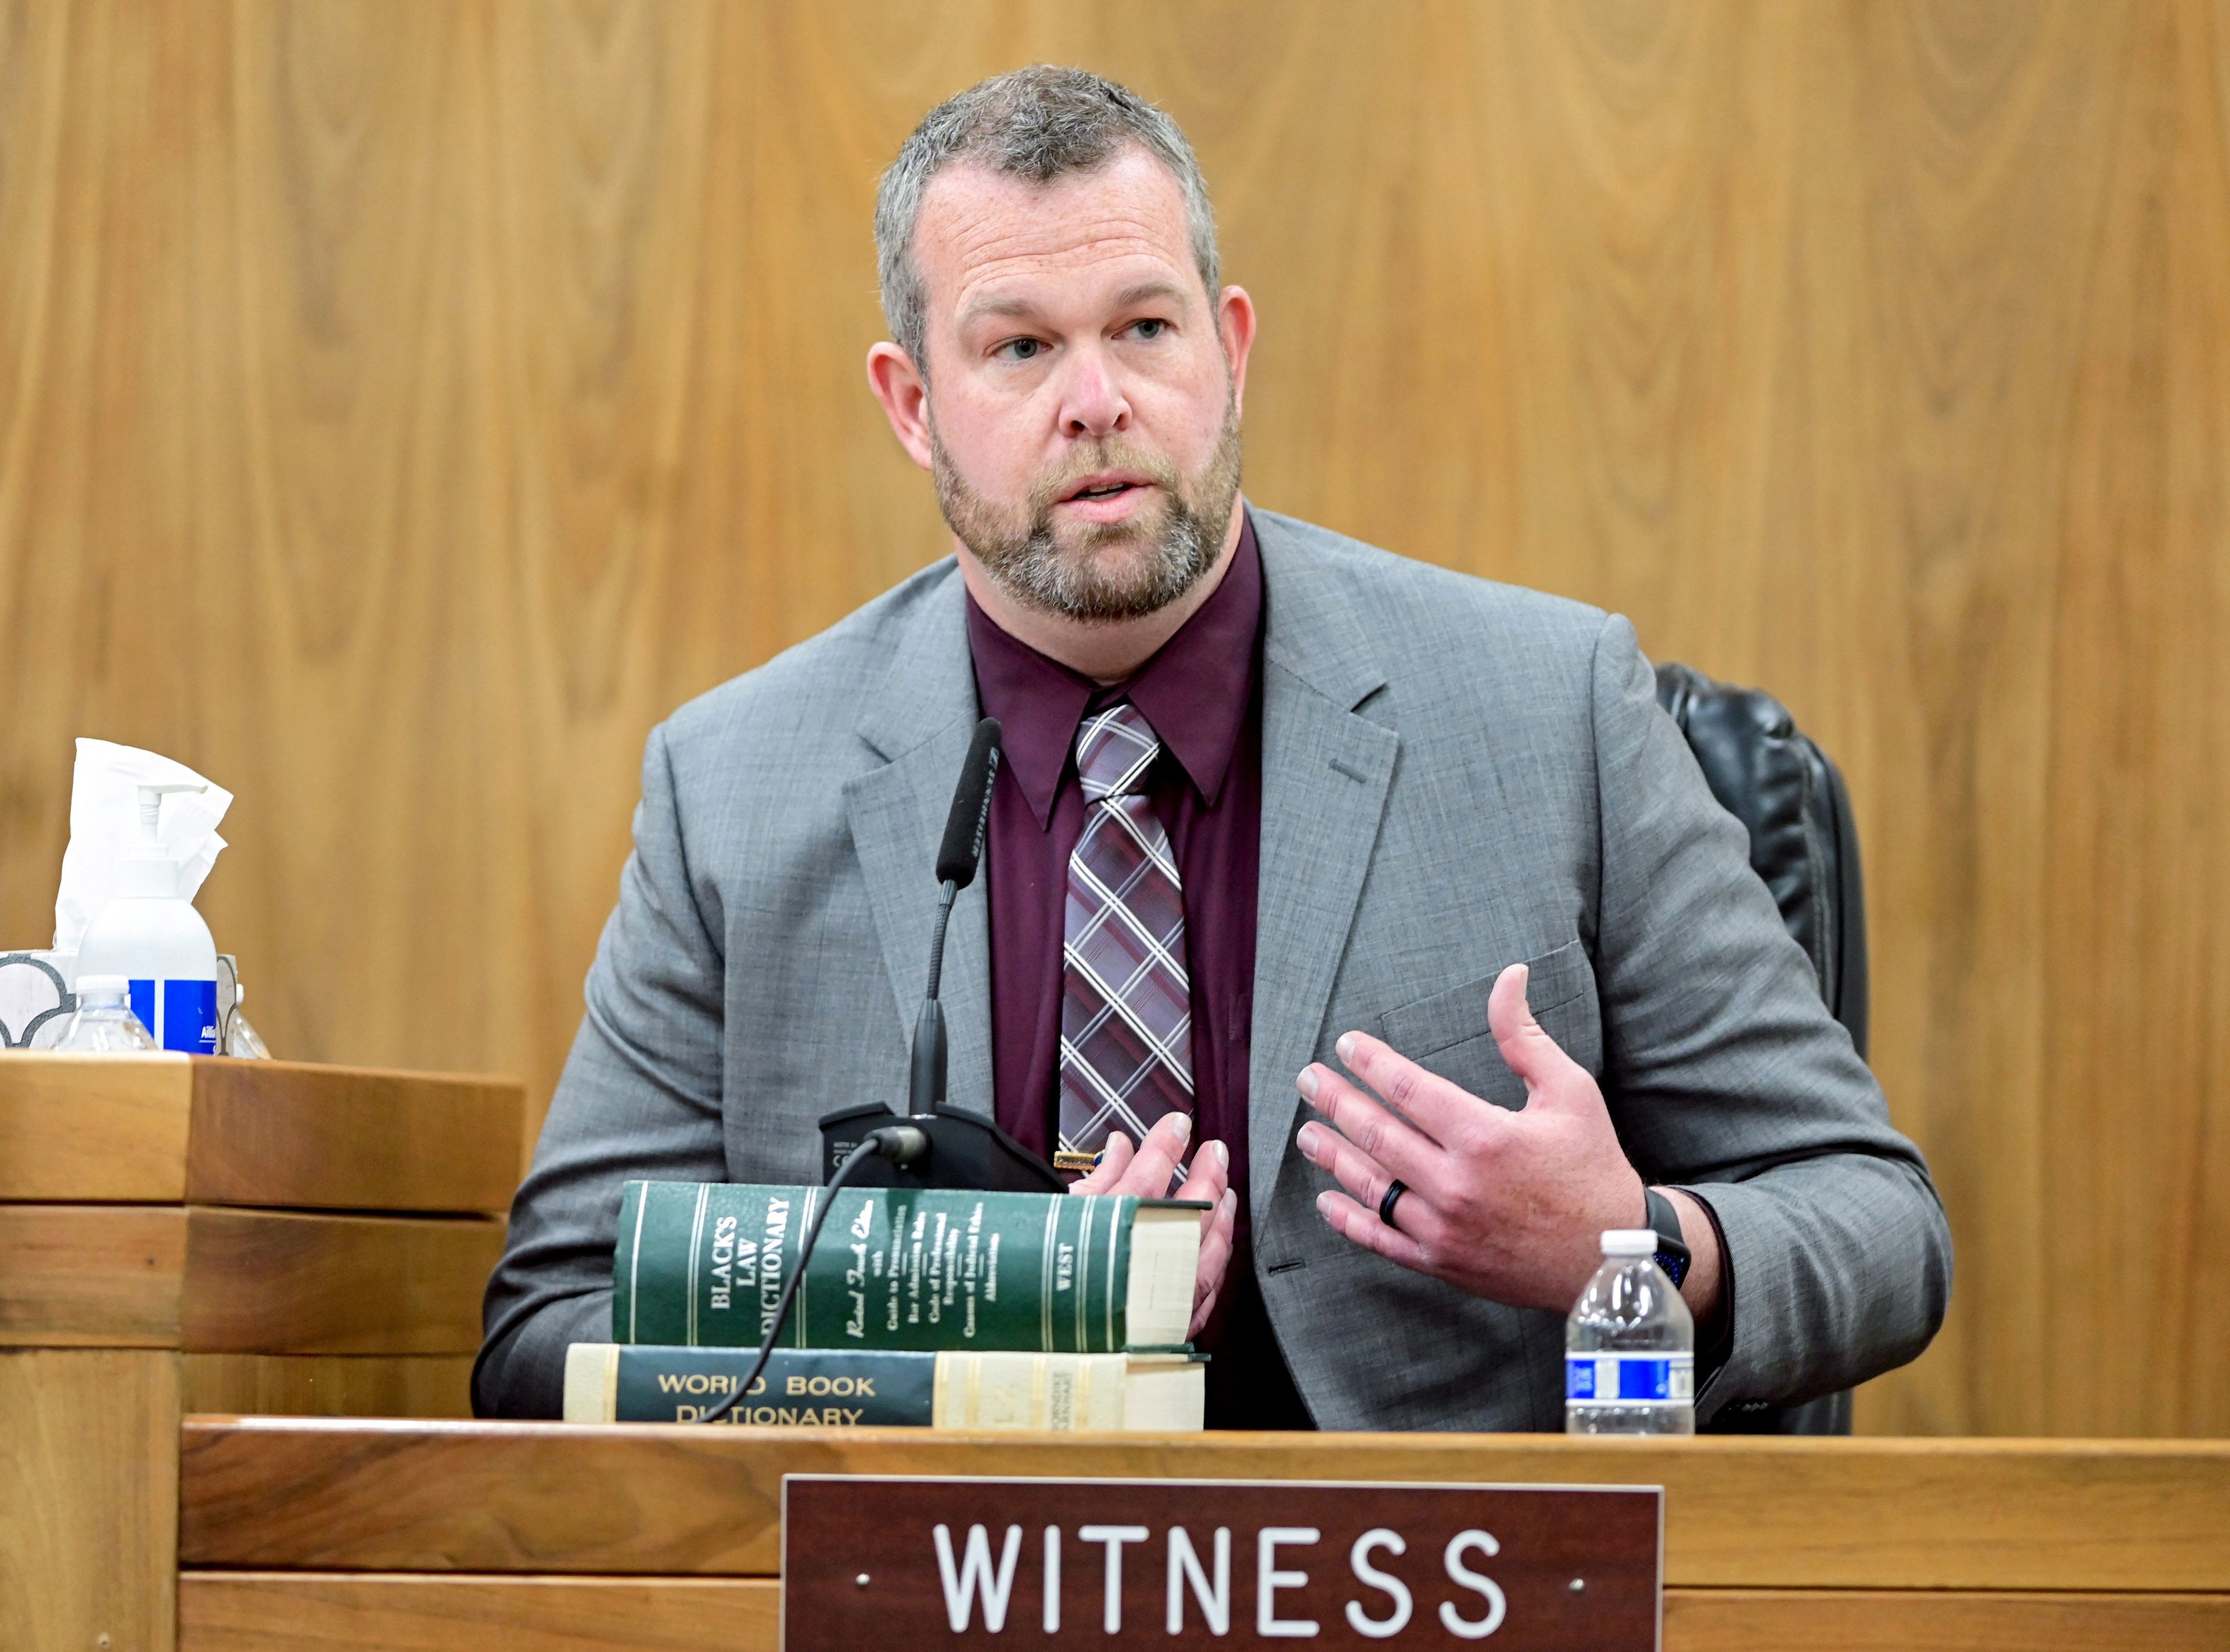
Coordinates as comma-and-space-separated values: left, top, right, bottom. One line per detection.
120, 782, 208, 899
136, 782, 207, 842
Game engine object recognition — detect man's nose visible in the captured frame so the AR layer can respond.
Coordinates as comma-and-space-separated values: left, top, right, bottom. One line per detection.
1058, 347, 1132, 439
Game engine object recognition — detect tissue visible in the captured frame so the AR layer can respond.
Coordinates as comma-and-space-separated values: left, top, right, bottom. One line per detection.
52, 739, 233, 954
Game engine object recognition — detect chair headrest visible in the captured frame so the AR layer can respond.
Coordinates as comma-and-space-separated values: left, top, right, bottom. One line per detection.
1652, 661, 1864, 1055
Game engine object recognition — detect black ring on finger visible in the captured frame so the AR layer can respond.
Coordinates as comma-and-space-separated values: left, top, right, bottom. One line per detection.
1377, 1179, 1408, 1228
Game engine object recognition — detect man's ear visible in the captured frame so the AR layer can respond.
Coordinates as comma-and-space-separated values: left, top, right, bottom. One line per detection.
866, 342, 935, 471
1217, 285, 1258, 421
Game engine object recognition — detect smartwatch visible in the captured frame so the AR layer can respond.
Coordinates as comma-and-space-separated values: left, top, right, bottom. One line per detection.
1643, 1186, 1692, 1289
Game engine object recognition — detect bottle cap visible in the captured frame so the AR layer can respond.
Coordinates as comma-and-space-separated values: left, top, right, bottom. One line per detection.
1600, 1229, 1656, 1257
76, 974, 130, 1000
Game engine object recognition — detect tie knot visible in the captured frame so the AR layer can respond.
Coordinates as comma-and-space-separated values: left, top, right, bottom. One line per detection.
1073, 701, 1162, 802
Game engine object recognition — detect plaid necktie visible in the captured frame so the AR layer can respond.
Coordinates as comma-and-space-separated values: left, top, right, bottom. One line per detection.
1056, 701, 1195, 1170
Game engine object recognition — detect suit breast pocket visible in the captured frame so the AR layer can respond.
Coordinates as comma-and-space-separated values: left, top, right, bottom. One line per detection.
1372, 939, 1600, 1110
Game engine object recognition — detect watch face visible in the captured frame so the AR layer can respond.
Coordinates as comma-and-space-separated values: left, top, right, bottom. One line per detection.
1643, 1190, 1690, 1288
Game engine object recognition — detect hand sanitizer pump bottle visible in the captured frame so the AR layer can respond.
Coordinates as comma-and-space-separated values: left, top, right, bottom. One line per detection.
73, 783, 222, 1054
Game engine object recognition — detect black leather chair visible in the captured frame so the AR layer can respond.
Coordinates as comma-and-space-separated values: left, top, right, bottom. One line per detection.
1653, 662, 1864, 1436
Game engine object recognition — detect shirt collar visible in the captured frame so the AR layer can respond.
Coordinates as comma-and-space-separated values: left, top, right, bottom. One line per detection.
965, 509, 1264, 829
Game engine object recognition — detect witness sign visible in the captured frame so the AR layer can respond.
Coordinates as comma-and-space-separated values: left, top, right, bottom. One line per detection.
781, 1475, 1660, 1648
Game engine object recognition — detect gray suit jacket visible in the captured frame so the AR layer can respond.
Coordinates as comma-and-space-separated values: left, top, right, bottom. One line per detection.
477, 509, 1951, 1428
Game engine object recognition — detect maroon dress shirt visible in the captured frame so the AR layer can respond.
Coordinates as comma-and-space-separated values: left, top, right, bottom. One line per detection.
965, 513, 1311, 1428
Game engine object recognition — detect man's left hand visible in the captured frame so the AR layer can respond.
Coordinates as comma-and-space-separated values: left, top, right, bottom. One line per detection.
1296, 962, 1714, 1316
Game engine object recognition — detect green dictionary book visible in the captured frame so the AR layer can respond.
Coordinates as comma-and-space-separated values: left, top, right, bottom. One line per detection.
612, 1180, 1203, 1354
562, 1343, 1205, 1431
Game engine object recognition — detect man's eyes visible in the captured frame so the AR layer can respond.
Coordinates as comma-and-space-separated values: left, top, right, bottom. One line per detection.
991, 319, 1171, 362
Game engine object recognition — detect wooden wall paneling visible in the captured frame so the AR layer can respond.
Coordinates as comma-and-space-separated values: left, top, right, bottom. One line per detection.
0, 1203, 187, 1345
1823, 0, 2131, 1439
212, 1, 510, 1099
175, 1423, 2230, 1592
179, 1353, 475, 1419
0, 1348, 179, 1652
0, 0, 177, 920
481, 0, 720, 1118
2038, 0, 2230, 1439
4, 0, 2228, 1438
178, 1572, 772, 1652
2197, 0, 2230, 1446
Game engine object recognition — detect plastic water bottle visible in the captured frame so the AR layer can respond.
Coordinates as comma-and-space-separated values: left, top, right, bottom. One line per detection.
1566, 1228, 1694, 1434
222, 981, 272, 1059
50, 974, 161, 1053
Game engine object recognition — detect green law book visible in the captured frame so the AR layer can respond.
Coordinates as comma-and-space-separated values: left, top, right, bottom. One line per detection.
612, 1180, 1204, 1354
563, 1343, 1204, 1431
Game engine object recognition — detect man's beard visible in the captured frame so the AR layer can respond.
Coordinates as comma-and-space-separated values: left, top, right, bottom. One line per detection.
930, 401, 1243, 625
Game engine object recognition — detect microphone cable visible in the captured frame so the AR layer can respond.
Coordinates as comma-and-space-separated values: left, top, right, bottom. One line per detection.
693, 1124, 926, 1426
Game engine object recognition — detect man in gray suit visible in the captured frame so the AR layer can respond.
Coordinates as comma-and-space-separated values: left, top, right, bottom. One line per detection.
477, 66, 1951, 1430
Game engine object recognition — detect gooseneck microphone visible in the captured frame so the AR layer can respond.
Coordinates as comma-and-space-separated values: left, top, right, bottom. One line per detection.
909, 717, 1002, 1115
936, 718, 1003, 890
707, 721, 1060, 1424
817, 716, 1064, 1196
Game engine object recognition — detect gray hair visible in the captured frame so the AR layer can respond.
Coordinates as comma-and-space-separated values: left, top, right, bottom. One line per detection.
875, 66, 1220, 375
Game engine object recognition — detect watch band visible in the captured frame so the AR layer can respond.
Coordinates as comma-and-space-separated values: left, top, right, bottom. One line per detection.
1643, 1186, 1692, 1289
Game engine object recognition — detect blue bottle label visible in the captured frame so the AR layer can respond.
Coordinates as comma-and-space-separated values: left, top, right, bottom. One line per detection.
130, 978, 219, 1053
164, 978, 219, 1053
128, 979, 157, 1040
1567, 1352, 1695, 1402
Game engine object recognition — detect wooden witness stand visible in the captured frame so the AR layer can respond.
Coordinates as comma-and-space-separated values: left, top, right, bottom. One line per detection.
172, 1426, 2230, 1649
7, 1057, 2230, 1650
0, 1054, 521, 1649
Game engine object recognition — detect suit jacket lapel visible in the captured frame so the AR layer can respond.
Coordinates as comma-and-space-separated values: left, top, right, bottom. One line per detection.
842, 566, 995, 1118
1248, 519, 1399, 1212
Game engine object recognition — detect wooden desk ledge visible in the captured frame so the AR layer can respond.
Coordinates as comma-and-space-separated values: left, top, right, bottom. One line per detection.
178, 1420, 2230, 1593
171, 1574, 2230, 1652
0, 1054, 523, 1213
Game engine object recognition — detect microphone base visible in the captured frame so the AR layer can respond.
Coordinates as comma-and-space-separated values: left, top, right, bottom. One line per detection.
818, 1103, 1065, 1194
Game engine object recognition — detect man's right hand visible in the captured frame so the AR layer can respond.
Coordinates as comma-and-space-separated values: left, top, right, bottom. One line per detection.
1069, 1113, 1236, 1340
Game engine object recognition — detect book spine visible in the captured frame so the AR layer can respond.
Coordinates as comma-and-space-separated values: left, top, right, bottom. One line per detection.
569, 1345, 1139, 1430
931, 1351, 1130, 1431
607, 1346, 939, 1426
613, 1182, 1138, 1352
